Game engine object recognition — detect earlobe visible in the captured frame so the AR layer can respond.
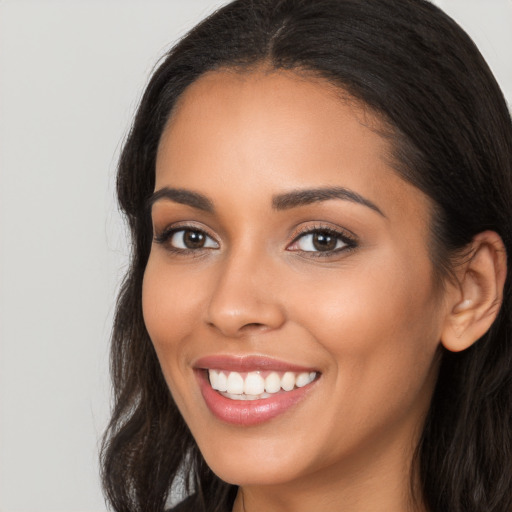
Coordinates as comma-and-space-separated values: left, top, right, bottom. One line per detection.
441, 231, 507, 353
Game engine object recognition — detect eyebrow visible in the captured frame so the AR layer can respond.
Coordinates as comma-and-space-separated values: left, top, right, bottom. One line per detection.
147, 187, 214, 213
147, 185, 385, 217
272, 186, 385, 217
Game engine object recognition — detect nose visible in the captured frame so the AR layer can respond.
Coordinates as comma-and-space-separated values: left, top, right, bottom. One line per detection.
204, 250, 286, 338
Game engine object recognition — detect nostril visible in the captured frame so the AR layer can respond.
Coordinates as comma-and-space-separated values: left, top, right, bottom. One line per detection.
207, 320, 269, 336
240, 322, 272, 333
205, 298, 286, 337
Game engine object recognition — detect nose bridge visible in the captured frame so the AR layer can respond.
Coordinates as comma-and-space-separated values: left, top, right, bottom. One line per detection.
205, 243, 285, 337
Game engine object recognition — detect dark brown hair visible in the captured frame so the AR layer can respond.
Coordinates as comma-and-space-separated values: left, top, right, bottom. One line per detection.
101, 1, 512, 511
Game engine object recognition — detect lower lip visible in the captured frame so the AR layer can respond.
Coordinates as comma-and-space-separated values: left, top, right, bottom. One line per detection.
196, 370, 317, 426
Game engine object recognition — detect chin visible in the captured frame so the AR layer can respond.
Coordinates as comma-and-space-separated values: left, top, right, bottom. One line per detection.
195, 433, 308, 487
207, 459, 301, 487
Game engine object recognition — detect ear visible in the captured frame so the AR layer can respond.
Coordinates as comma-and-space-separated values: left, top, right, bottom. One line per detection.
441, 231, 507, 352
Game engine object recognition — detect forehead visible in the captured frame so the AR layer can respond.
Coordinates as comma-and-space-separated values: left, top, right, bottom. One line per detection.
167, 67, 378, 132
162, 68, 384, 148
155, 68, 429, 222
158, 70, 383, 175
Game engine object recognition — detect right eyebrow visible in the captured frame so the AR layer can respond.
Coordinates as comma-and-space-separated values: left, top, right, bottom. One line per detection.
272, 186, 386, 217
146, 187, 214, 213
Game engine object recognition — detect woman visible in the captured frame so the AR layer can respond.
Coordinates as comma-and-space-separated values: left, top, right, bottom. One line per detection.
100, 0, 512, 511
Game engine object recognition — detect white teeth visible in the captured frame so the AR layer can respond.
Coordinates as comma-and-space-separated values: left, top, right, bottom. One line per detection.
281, 372, 296, 391
207, 369, 317, 398
209, 369, 219, 390
296, 372, 313, 388
226, 372, 244, 394
264, 372, 281, 393
224, 392, 272, 401
217, 371, 228, 392
244, 372, 265, 395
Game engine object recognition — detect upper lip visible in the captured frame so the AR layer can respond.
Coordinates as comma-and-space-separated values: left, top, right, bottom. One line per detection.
193, 354, 318, 373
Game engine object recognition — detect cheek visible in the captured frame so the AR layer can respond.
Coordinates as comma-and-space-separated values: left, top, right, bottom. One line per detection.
141, 256, 205, 371
289, 251, 442, 422
142, 256, 212, 421
294, 253, 439, 344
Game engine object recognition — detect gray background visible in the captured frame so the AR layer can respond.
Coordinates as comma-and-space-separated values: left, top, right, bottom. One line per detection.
0, 1, 510, 510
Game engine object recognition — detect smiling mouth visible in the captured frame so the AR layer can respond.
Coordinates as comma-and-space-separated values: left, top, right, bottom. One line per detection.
207, 369, 318, 400
195, 357, 321, 425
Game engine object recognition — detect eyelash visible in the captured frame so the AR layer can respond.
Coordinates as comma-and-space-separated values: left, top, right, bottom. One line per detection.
153, 224, 358, 258
153, 225, 219, 257
288, 224, 358, 258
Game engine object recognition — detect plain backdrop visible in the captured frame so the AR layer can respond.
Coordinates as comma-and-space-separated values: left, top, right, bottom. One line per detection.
0, 1, 510, 511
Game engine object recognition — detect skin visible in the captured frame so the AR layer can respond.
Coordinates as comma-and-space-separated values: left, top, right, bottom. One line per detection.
143, 69, 458, 512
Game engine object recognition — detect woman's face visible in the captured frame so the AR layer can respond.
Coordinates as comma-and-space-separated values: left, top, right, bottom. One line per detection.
143, 69, 450, 488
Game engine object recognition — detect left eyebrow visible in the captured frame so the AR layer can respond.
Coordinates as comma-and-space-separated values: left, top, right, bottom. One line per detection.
146, 187, 214, 213
272, 186, 386, 217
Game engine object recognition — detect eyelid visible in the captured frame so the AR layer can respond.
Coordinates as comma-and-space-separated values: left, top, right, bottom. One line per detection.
153, 222, 220, 250
287, 223, 358, 255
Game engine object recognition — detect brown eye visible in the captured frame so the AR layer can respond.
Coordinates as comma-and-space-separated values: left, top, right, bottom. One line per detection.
183, 230, 206, 248
168, 229, 219, 250
287, 228, 354, 255
311, 232, 338, 251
